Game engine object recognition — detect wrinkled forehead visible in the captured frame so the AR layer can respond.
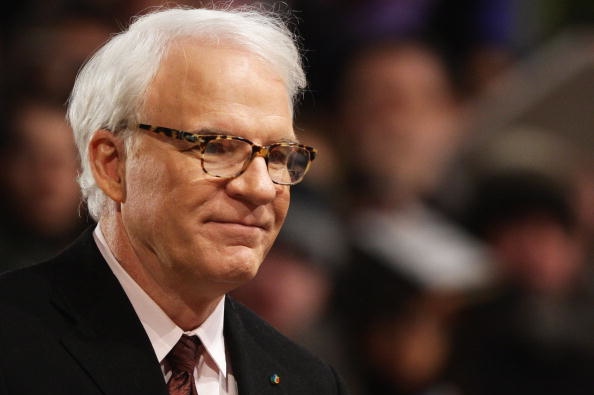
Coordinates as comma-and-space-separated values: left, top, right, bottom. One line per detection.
140, 38, 291, 120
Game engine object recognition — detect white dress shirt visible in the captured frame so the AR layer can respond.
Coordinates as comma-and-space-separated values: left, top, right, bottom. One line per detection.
93, 225, 238, 394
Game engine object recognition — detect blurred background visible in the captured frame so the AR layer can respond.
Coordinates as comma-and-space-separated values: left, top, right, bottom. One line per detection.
1, 1, 593, 394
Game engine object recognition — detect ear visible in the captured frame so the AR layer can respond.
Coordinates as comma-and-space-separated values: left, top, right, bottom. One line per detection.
89, 129, 126, 204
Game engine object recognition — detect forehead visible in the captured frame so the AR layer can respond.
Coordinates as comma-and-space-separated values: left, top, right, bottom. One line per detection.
346, 45, 449, 93
142, 40, 294, 142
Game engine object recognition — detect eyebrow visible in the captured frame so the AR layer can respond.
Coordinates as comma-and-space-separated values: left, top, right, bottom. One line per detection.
190, 127, 300, 145
278, 137, 300, 144
190, 127, 227, 136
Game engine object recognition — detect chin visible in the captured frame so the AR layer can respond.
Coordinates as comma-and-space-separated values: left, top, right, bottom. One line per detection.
216, 251, 263, 284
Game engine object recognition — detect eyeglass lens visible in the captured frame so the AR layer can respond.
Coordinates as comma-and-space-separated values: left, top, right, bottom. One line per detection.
202, 138, 310, 185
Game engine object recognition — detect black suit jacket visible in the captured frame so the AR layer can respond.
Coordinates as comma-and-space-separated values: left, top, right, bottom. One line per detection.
0, 229, 348, 395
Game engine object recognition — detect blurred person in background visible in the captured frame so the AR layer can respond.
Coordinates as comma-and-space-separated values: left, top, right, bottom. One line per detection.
332, 39, 490, 283
465, 171, 589, 295
0, 11, 113, 273
333, 246, 475, 395
0, 96, 91, 272
449, 128, 594, 395
335, 39, 467, 209
329, 39, 493, 395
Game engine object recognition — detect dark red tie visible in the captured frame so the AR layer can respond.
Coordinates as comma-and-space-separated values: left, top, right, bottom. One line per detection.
166, 335, 201, 395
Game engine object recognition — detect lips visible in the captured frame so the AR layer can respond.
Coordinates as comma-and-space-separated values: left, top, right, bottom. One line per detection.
206, 218, 270, 231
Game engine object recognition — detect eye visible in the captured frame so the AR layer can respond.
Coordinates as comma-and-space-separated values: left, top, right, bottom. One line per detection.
205, 139, 232, 155
269, 147, 289, 164
181, 143, 204, 155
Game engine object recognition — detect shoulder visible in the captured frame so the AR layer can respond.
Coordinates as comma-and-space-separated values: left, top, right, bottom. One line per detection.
0, 230, 86, 300
0, 227, 101, 326
0, 259, 65, 374
0, 260, 55, 309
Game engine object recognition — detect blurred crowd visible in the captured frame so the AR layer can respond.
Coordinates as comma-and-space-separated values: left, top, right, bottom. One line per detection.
1, 1, 593, 395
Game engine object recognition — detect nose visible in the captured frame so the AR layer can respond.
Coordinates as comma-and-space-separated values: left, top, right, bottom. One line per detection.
225, 156, 278, 205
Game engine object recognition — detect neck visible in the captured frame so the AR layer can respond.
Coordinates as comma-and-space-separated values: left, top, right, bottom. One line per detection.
98, 214, 222, 330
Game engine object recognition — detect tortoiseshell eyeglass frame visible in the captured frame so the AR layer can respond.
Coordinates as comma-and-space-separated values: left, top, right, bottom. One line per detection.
137, 123, 317, 185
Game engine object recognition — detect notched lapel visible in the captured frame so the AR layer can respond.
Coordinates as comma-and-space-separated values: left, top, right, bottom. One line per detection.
61, 329, 167, 395
50, 229, 168, 395
225, 299, 288, 395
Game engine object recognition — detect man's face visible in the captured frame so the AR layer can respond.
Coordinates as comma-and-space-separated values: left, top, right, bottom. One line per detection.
340, 44, 461, 201
5, 103, 81, 237
120, 42, 294, 296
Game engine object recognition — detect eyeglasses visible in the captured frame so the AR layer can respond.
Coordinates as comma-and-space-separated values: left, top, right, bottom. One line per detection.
138, 124, 317, 185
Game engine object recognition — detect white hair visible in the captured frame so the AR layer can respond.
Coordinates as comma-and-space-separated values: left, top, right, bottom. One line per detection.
67, 6, 306, 221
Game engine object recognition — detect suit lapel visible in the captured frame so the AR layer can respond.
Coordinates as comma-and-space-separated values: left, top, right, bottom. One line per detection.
224, 298, 287, 395
50, 229, 168, 395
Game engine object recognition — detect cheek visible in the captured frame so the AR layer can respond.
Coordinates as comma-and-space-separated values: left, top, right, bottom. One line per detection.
122, 154, 194, 235
273, 188, 291, 227
125, 158, 167, 213
125, 149, 203, 206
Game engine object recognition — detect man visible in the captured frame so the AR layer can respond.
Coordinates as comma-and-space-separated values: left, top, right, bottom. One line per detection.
0, 6, 348, 395
0, 97, 90, 272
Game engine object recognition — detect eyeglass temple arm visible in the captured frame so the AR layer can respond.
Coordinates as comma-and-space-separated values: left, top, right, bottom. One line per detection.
138, 124, 201, 143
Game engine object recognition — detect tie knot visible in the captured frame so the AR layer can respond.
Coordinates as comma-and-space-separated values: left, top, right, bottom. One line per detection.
167, 335, 201, 373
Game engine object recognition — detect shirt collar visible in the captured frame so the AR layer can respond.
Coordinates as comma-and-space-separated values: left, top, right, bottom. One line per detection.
93, 224, 228, 377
